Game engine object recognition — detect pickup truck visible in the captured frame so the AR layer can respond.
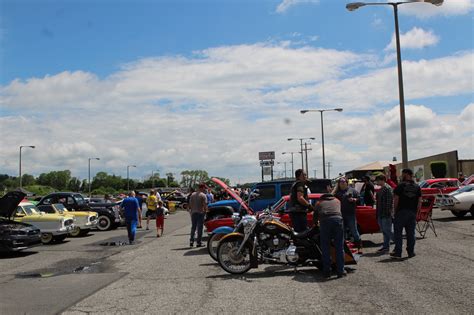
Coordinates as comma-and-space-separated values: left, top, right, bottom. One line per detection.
38, 192, 123, 231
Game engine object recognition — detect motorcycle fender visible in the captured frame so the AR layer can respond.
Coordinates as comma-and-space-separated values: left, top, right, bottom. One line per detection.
212, 226, 234, 235
219, 233, 258, 269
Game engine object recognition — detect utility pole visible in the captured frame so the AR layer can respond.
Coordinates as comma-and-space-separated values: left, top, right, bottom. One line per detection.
303, 142, 312, 174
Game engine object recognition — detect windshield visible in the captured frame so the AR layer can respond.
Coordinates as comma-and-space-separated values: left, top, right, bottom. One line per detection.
22, 205, 40, 215
452, 185, 474, 196
54, 203, 67, 214
74, 194, 86, 205
419, 181, 428, 188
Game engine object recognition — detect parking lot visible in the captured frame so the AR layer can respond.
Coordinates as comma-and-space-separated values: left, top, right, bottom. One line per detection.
1, 208, 473, 314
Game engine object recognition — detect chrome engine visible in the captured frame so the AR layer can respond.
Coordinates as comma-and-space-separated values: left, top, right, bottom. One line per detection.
259, 233, 298, 263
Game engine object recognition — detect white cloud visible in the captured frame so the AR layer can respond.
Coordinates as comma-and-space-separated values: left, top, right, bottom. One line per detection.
276, 0, 319, 13
385, 27, 440, 51
0, 42, 472, 183
399, 0, 474, 18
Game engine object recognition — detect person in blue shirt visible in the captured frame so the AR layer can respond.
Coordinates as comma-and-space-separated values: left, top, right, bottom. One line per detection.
121, 191, 141, 244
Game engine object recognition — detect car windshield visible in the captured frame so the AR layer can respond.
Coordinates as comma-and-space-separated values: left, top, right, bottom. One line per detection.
419, 181, 429, 188
74, 194, 86, 205
54, 203, 67, 214
22, 205, 40, 215
452, 185, 474, 195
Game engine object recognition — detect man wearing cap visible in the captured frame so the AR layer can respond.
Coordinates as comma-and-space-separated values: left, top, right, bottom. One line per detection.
188, 183, 208, 247
391, 169, 422, 259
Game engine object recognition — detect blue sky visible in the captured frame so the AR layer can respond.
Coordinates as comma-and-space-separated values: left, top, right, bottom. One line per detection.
0, 0, 473, 183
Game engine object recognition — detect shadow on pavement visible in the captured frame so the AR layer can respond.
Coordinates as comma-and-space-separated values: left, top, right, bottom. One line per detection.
183, 247, 207, 256
433, 216, 474, 222
361, 240, 380, 248
378, 257, 408, 263
199, 263, 218, 266
0, 251, 39, 259
172, 247, 193, 251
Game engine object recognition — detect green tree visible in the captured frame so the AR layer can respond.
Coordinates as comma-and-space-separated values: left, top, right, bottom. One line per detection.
180, 170, 209, 188
21, 174, 36, 186
68, 177, 81, 192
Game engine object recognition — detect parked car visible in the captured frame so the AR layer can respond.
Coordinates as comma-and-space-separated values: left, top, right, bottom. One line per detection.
161, 190, 188, 209
208, 178, 332, 214
438, 184, 474, 218
38, 192, 123, 231
37, 203, 98, 236
0, 191, 42, 252
15, 200, 74, 244
419, 178, 461, 196
205, 178, 380, 235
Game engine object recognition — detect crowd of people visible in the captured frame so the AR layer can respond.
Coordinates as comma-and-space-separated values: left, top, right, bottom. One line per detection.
289, 168, 421, 279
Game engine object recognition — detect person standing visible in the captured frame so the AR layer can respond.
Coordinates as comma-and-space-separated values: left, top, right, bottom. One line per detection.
314, 193, 345, 278
121, 191, 141, 245
189, 183, 208, 247
375, 174, 394, 253
289, 169, 313, 232
333, 178, 362, 252
361, 176, 375, 207
145, 190, 158, 230
155, 200, 167, 237
134, 191, 144, 228
391, 169, 422, 259
206, 188, 214, 204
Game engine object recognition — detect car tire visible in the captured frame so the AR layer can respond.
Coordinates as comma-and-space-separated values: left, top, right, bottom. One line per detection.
69, 226, 82, 237
97, 215, 112, 231
41, 233, 54, 244
451, 210, 468, 218
53, 235, 67, 242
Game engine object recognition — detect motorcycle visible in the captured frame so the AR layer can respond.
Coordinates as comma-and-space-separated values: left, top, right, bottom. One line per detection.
216, 209, 358, 275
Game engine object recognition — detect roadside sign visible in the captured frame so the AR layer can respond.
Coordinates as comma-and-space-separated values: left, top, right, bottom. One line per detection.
259, 151, 275, 160
260, 160, 274, 167
262, 166, 272, 176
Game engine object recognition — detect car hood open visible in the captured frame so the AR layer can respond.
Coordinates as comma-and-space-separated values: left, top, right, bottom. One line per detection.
211, 178, 253, 214
0, 191, 27, 218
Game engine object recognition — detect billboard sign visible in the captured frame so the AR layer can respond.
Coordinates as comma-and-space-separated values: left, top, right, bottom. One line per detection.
259, 151, 275, 161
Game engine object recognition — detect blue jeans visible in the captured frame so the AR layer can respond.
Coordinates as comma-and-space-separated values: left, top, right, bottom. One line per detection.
290, 212, 308, 233
190, 212, 205, 245
394, 210, 416, 256
377, 216, 393, 249
342, 214, 361, 243
126, 220, 138, 242
320, 217, 345, 275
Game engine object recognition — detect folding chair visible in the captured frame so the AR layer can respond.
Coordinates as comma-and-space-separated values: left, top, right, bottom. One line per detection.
416, 196, 437, 238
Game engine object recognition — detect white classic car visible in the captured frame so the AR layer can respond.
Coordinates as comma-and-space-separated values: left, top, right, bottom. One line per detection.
15, 201, 75, 244
437, 184, 474, 218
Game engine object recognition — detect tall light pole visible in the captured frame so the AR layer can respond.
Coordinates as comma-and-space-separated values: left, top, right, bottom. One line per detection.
127, 165, 137, 191
282, 151, 302, 178
346, 0, 443, 168
287, 137, 315, 172
303, 142, 313, 177
19, 145, 35, 189
300, 108, 343, 179
88, 157, 100, 198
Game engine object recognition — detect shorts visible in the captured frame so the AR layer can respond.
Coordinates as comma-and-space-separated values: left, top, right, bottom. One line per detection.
146, 210, 157, 219
156, 215, 164, 229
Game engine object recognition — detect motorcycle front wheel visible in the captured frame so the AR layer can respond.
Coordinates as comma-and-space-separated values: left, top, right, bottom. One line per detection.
217, 236, 252, 274
207, 233, 226, 262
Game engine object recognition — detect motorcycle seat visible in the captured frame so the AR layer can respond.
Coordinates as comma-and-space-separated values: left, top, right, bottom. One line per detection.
293, 226, 319, 239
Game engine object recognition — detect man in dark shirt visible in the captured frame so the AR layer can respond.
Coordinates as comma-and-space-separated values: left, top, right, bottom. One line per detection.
289, 169, 313, 232
361, 176, 375, 207
391, 169, 422, 259
333, 178, 361, 251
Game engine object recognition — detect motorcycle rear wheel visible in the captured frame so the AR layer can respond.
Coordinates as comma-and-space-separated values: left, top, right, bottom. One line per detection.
217, 237, 252, 274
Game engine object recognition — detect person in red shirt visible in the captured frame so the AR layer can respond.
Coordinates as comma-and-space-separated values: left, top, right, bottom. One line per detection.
155, 200, 167, 237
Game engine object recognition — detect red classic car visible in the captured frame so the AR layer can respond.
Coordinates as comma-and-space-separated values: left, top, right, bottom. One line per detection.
419, 178, 461, 196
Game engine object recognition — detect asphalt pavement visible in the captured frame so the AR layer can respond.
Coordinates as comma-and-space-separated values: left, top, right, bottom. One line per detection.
1, 209, 473, 314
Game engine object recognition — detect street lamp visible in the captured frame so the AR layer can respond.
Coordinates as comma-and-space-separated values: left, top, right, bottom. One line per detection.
127, 165, 137, 191
88, 157, 100, 198
282, 151, 302, 178
346, 0, 443, 168
19, 145, 35, 189
287, 137, 315, 172
300, 108, 343, 179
